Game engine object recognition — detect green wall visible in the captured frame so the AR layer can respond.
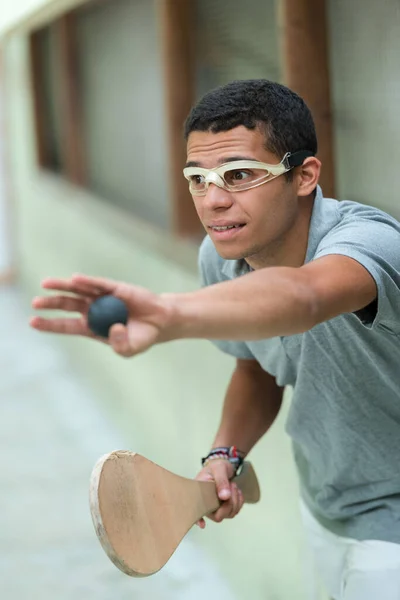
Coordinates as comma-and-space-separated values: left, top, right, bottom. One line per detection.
3, 33, 316, 600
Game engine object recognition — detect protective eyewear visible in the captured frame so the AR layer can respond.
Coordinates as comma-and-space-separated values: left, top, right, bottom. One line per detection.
183, 150, 313, 196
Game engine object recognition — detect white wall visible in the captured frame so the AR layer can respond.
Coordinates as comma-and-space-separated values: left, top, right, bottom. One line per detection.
195, 0, 280, 97
0, 0, 49, 33
329, 0, 400, 218
0, 0, 87, 36
75, 0, 171, 228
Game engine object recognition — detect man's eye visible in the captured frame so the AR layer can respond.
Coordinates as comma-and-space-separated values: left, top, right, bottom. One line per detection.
233, 171, 251, 181
227, 169, 252, 182
230, 170, 252, 182
190, 175, 205, 185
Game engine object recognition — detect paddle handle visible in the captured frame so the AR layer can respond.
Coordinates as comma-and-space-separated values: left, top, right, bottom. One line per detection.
233, 461, 260, 503
201, 461, 260, 515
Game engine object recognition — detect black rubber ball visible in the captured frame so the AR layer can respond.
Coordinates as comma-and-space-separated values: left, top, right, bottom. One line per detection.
87, 295, 129, 338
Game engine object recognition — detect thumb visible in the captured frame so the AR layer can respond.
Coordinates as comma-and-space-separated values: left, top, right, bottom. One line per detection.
109, 323, 131, 355
213, 461, 232, 501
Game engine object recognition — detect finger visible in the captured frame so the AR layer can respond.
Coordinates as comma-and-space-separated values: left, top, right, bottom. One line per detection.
238, 488, 244, 511
209, 479, 243, 523
41, 278, 104, 298
32, 295, 89, 313
71, 274, 118, 294
109, 324, 132, 357
227, 484, 239, 518
212, 461, 232, 501
29, 316, 88, 335
113, 282, 148, 305
195, 472, 214, 483
196, 518, 206, 529
210, 499, 234, 523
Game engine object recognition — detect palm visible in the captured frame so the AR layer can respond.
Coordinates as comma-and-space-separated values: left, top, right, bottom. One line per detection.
126, 320, 159, 354
30, 274, 166, 355
31, 277, 111, 342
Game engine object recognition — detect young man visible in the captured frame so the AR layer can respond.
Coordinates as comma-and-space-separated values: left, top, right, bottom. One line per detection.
31, 80, 400, 600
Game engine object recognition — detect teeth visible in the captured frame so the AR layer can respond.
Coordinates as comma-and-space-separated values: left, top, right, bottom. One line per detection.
213, 225, 240, 231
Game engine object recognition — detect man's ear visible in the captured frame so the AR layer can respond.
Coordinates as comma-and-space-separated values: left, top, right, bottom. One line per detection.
296, 157, 321, 197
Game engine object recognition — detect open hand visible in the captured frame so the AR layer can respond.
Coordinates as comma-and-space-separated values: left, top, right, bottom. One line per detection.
30, 273, 172, 357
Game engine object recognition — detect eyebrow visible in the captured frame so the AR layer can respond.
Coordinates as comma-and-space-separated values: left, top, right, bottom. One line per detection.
185, 156, 257, 168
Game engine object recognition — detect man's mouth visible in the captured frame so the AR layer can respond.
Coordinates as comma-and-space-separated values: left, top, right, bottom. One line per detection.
208, 223, 246, 239
209, 223, 246, 231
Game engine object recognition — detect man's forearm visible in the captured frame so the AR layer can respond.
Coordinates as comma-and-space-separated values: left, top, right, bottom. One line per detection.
210, 360, 284, 457
163, 266, 318, 342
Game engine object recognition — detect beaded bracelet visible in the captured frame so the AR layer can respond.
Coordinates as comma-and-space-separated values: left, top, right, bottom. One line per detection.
201, 445, 245, 473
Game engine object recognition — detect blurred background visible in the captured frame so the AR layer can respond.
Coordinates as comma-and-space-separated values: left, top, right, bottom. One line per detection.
0, 0, 399, 599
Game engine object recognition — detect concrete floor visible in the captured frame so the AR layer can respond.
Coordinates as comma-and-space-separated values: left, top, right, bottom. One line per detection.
0, 285, 237, 600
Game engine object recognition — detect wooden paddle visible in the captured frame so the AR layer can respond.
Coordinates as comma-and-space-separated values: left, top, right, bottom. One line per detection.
89, 450, 260, 577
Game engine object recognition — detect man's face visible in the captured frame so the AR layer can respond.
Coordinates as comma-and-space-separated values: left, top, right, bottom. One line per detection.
186, 126, 301, 264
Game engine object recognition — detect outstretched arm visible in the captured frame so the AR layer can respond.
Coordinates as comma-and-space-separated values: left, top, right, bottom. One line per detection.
164, 254, 376, 341
30, 254, 376, 355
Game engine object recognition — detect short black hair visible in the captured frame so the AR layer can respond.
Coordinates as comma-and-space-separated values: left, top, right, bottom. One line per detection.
184, 79, 318, 160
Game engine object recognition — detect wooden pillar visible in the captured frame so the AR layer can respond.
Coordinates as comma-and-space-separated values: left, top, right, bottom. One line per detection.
159, 0, 202, 238
279, 0, 335, 197
30, 30, 52, 169
55, 14, 87, 186
30, 16, 86, 186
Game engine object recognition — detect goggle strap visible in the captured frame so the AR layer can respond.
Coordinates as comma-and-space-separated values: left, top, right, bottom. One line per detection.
284, 150, 314, 169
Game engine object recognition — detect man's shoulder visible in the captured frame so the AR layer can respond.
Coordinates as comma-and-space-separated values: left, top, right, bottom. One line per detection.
336, 198, 400, 228
316, 194, 400, 249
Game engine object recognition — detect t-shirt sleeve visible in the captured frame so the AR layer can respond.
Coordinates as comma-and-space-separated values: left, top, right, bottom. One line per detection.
313, 214, 400, 334
198, 236, 255, 359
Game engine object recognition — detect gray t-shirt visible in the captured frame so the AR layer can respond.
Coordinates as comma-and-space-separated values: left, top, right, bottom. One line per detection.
199, 185, 400, 543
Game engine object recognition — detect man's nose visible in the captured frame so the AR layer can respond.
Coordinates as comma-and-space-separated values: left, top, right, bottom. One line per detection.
203, 182, 233, 210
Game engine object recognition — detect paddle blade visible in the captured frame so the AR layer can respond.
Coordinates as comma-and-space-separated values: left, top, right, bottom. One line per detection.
89, 450, 260, 577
